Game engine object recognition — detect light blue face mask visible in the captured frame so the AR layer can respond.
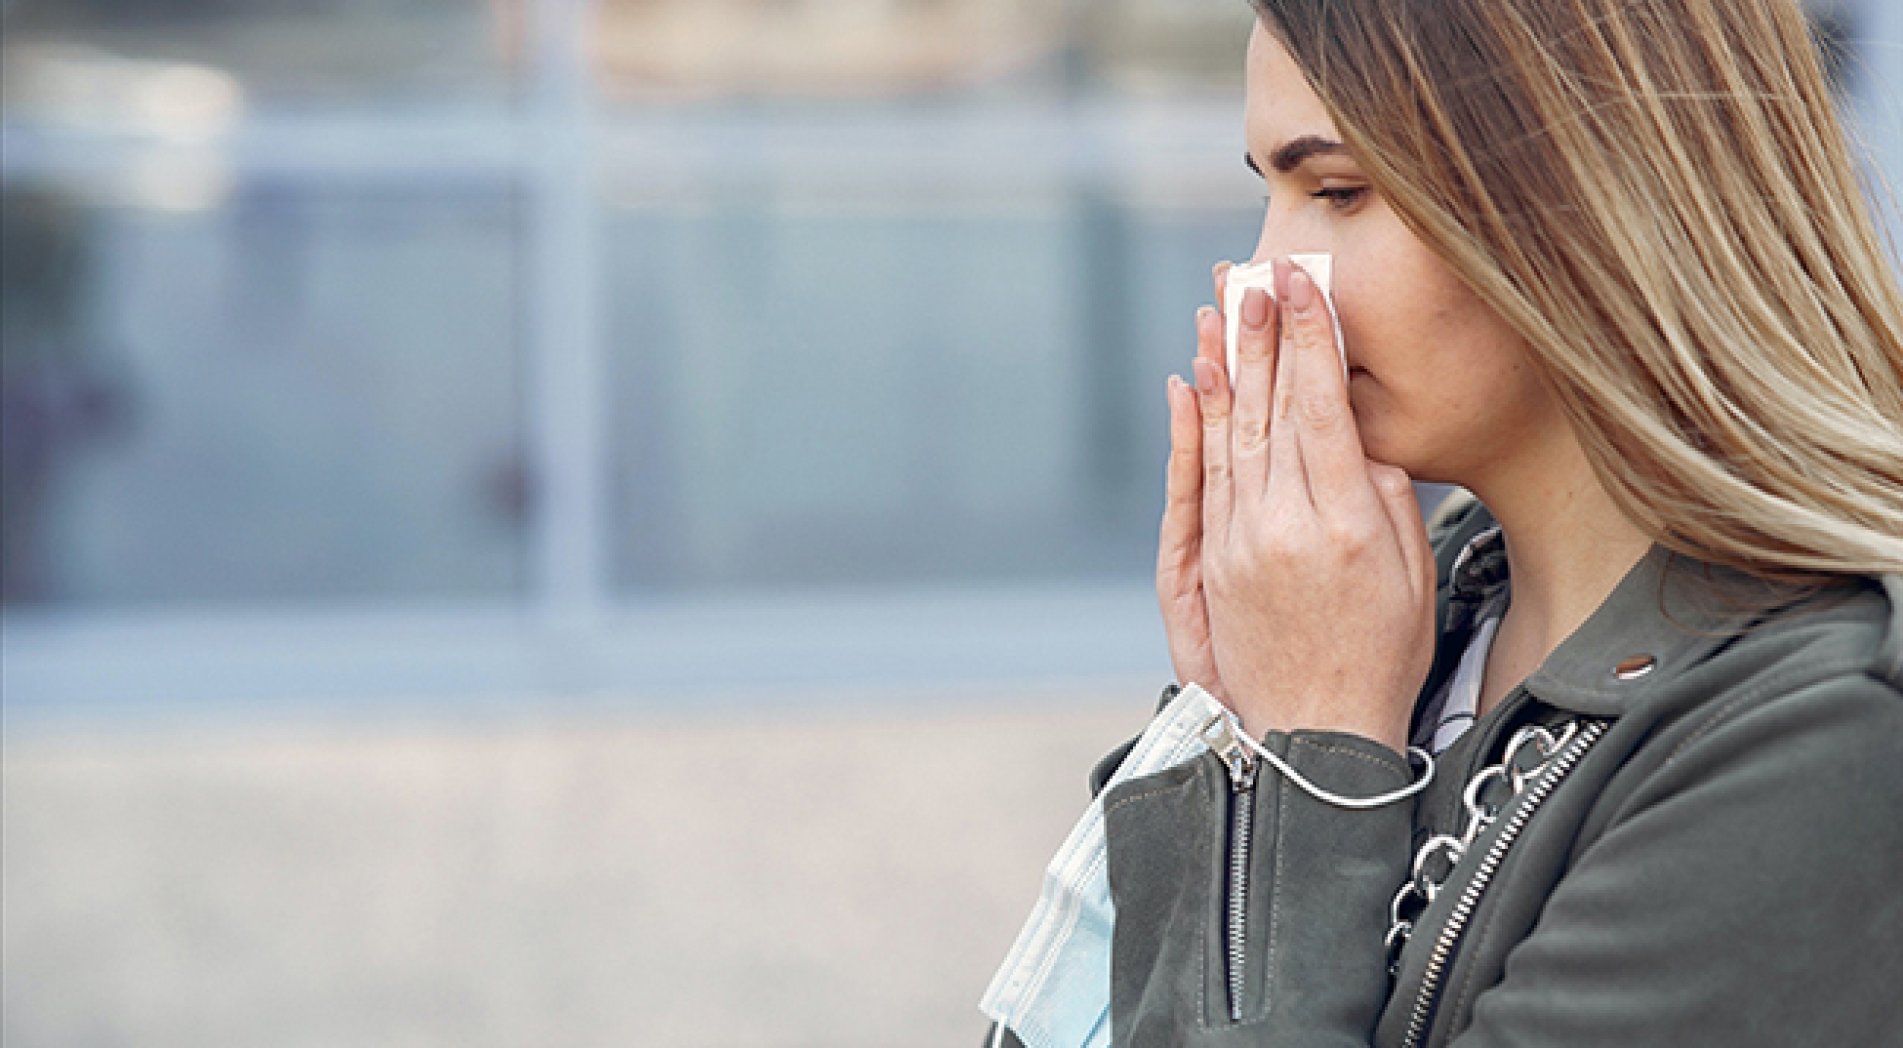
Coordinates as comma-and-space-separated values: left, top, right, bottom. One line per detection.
980, 685, 1230, 1048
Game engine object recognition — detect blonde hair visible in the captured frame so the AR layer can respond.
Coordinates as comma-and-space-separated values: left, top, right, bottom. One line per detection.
1253, 0, 1903, 580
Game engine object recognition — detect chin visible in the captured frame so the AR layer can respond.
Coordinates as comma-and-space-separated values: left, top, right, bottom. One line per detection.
1355, 429, 1448, 483
1350, 410, 1395, 463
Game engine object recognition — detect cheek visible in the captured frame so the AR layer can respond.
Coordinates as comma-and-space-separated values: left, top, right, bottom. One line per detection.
1339, 260, 1502, 376
1332, 270, 1432, 371
1339, 276, 1533, 425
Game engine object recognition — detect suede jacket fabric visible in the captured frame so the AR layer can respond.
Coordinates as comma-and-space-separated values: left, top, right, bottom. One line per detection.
986, 497, 1903, 1047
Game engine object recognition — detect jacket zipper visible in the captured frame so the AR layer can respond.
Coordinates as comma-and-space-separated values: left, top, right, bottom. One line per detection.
1400, 719, 1609, 1048
1204, 714, 1261, 1022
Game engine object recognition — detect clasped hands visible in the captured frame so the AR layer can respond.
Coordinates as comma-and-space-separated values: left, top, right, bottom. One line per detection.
1156, 258, 1436, 756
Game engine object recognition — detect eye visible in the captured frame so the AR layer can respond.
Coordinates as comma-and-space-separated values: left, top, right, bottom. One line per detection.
1312, 185, 1369, 211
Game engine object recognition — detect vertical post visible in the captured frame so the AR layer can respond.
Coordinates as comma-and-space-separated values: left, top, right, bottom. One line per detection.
1058, 0, 1092, 97
1075, 184, 1136, 521
525, 0, 609, 683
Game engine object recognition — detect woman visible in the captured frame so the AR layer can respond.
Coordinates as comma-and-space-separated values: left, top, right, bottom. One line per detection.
982, 0, 1903, 1045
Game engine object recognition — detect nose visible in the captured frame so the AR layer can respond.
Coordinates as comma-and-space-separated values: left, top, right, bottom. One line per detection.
1248, 201, 1323, 266
1249, 222, 1277, 265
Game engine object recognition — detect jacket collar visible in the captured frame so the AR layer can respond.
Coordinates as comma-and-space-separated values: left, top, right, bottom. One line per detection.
1522, 544, 1805, 716
1434, 505, 1891, 718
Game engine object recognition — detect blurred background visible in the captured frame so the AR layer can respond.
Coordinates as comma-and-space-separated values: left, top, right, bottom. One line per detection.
3, 1, 1898, 1044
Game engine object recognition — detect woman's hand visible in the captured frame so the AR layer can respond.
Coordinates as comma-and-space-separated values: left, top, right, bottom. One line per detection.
1162, 259, 1436, 754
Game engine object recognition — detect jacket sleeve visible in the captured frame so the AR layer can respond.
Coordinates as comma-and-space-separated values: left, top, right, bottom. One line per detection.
1102, 729, 1417, 1046
1430, 673, 1903, 1047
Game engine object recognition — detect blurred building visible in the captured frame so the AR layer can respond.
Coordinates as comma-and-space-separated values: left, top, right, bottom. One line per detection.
1, 0, 1896, 714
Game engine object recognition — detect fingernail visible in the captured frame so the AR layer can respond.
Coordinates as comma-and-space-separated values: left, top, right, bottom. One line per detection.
1288, 266, 1316, 313
1192, 357, 1217, 393
1214, 260, 1233, 282
1241, 288, 1270, 329
1196, 304, 1217, 327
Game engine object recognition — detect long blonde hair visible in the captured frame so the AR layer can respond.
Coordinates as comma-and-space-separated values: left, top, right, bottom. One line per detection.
1252, 0, 1903, 580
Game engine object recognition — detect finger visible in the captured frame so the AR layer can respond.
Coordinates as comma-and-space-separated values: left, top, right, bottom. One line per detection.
1266, 262, 1309, 507
1192, 354, 1235, 547
1229, 287, 1277, 505
1202, 261, 1233, 372
1159, 372, 1204, 575
1370, 463, 1435, 601
1279, 258, 1380, 517
1160, 374, 1214, 685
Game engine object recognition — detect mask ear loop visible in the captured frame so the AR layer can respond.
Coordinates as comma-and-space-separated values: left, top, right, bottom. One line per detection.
1226, 709, 1435, 809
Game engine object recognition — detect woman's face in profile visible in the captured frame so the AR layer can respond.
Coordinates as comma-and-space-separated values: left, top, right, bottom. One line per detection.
1242, 22, 1565, 487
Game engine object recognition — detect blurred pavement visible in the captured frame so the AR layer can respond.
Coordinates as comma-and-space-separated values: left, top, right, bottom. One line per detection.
2, 688, 1146, 1047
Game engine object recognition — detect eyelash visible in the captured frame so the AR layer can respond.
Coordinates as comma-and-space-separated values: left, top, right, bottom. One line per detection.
1259, 186, 1368, 210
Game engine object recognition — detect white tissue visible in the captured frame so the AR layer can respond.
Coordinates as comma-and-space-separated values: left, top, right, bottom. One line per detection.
1223, 253, 1345, 381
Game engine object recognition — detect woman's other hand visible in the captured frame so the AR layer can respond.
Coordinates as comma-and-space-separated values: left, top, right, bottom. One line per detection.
1188, 259, 1436, 754
1156, 262, 1233, 699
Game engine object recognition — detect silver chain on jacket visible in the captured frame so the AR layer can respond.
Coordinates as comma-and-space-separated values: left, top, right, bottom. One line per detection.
1384, 719, 1600, 970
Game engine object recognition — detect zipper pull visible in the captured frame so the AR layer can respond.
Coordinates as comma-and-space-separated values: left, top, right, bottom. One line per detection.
1201, 712, 1260, 791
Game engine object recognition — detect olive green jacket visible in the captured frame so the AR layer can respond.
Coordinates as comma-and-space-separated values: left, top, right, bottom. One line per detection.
994, 499, 1902, 1047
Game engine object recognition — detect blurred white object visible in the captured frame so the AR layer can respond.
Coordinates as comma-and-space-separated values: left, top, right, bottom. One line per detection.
1223, 253, 1343, 380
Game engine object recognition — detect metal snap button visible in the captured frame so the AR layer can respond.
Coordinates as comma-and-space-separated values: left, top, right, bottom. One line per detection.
1613, 654, 1657, 681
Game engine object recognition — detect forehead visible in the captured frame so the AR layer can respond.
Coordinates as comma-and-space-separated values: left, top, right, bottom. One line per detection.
1244, 22, 1339, 146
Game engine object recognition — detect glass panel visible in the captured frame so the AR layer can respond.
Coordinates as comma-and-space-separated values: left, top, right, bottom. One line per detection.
1, 0, 513, 120
0, 180, 528, 608
586, 0, 1269, 594
603, 170, 1258, 592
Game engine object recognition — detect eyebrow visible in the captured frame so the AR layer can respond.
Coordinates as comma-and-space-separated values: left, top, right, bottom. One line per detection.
1244, 136, 1350, 177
